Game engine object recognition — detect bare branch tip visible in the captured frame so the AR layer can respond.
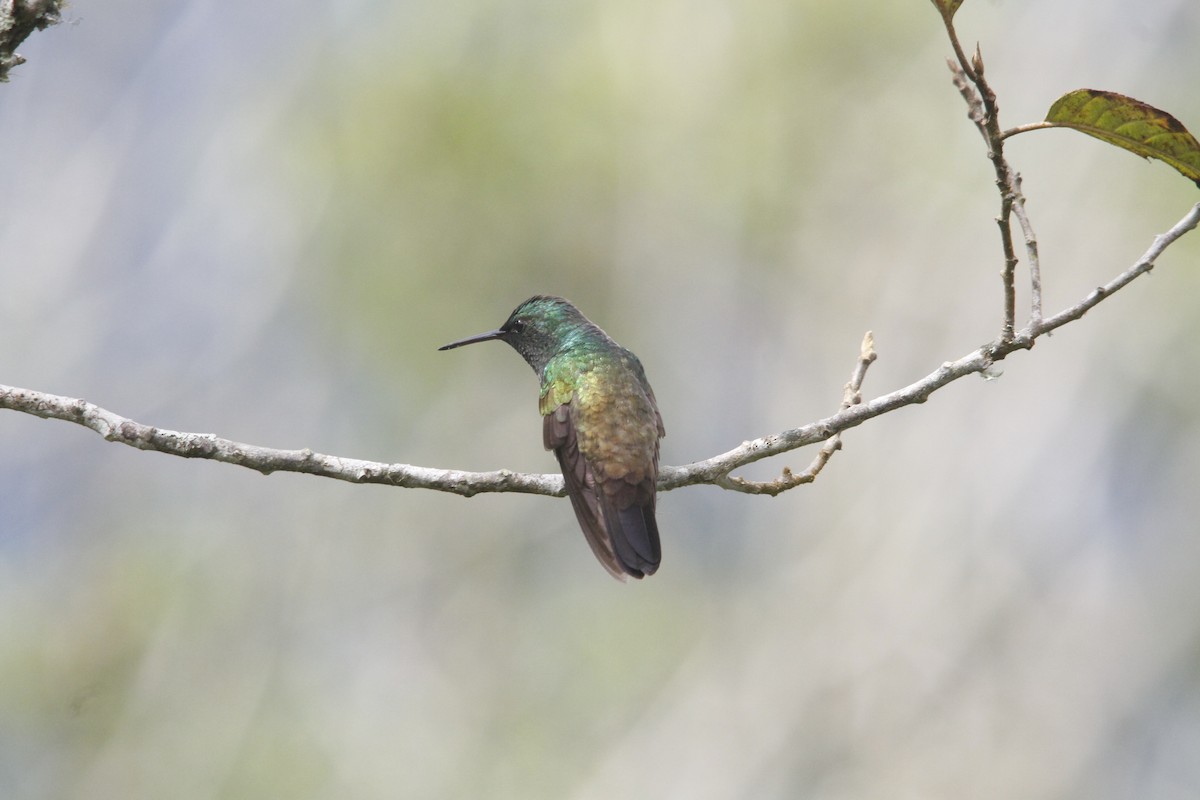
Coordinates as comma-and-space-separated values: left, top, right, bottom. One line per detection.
860, 331, 877, 362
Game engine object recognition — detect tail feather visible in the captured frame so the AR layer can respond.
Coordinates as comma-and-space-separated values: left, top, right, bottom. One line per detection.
604, 497, 661, 578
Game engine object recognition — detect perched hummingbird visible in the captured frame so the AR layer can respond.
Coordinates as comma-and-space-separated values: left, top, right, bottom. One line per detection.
439, 295, 665, 580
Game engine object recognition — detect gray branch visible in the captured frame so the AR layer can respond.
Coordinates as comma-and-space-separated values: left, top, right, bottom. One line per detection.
0, 383, 565, 497
3, 3, 1195, 499
0, 0, 62, 81
671, 201, 1200, 491
4, 201, 1196, 498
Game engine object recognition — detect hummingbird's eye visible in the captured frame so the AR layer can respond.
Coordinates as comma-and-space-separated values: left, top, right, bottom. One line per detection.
509, 318, 526, 333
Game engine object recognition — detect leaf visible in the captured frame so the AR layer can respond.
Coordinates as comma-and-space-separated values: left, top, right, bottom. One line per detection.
1045, 89, 1200, 184
930, 0, 964, 21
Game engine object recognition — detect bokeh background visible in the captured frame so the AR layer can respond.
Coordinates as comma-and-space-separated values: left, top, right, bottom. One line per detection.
3, 0, 1200, 797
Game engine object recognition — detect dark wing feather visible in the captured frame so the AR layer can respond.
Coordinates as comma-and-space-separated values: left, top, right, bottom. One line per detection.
544, 404, 627, 579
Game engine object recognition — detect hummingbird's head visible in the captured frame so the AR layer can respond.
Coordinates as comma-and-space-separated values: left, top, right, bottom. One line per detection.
439, 295, 595, 374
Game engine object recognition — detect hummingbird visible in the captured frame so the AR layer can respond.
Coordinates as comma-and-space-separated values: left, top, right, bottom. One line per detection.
439, 295, 665, 580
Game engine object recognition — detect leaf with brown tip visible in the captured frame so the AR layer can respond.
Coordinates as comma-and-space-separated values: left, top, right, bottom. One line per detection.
1045, 89, 1200, 185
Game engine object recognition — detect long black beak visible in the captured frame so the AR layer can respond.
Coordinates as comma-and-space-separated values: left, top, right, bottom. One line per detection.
438, 329, 506, 351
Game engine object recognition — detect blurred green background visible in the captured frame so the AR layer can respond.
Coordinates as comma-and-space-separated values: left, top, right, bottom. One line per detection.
3, 0, 1200, 797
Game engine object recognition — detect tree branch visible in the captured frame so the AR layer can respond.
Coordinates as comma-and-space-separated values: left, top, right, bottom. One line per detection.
5, 6, 1197, 501
0, 0, 62, 81
668, 201, 1199, 490
717, 332, 876, 496
0, 384, 564, 497
4, 202, 1196, 497
945, 37, 1044, 338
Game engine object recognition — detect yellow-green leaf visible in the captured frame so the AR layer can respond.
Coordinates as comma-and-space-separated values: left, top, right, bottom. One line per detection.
930, 0, 964, 21
1045, 89, 1200, 184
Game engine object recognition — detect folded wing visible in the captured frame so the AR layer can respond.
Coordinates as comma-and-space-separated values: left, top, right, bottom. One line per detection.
544, 402, 661, 580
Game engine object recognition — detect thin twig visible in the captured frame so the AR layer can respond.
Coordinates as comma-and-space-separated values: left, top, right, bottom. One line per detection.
1026, 201, 1200, 337
719, 332, 877, 496
997, 191, 1019, 338
944, 36, 1045, 338
1009, 172, 1043, 325
1001, 122, 1056, 140
946, 58, 987, 143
